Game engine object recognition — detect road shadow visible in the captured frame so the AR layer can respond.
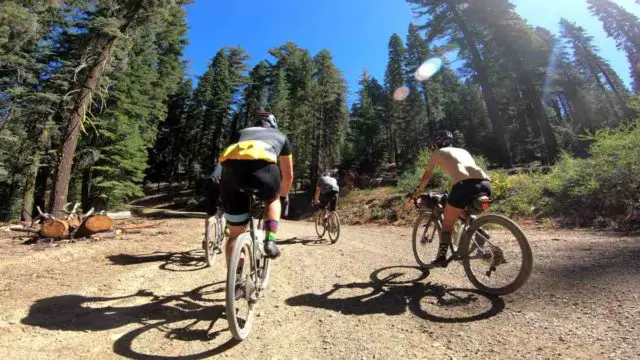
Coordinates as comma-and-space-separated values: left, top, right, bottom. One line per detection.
107, 249, 208, 272
21, 282, 238, 359
538, 241, 640, 288
286, 265, 504, 323
278, 236, 333, 247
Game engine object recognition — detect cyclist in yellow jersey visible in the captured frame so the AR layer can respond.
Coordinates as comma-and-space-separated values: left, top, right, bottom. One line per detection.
218, 112, 293, 260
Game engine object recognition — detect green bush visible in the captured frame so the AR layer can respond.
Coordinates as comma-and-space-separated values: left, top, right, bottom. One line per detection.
398, 150, 447, 193
497, 118, 640, 227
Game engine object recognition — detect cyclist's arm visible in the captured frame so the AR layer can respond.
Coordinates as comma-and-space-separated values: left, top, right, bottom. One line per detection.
279, 155, 293, 196
416, 151, 439, 194
205, 183, 219, 217
279, 137, 294, 197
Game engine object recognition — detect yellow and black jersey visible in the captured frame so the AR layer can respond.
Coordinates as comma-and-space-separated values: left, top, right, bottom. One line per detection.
219, 127, 292, 164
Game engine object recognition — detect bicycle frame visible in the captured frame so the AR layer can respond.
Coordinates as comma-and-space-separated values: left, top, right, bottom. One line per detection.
418, 200, 481, 265
246, 194, 261, 279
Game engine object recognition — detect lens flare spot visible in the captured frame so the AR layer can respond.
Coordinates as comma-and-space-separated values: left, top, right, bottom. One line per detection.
415, 57, 444, 82
393, 86, 410, 101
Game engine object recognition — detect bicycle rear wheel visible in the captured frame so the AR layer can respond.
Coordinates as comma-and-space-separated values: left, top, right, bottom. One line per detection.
327, 211, 341, 244
459, 214, 533, 295
204, 218, 222, 267
412, 212, 441, 268
315, 211, 327, 238
226, 233, 256, 340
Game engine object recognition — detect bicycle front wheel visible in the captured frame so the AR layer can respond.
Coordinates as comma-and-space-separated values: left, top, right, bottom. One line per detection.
226, 233, 256, 340
412, 212, 441, 268
459, 214, 533, 295
315, 211, 327, 238
328, 211, 340, 244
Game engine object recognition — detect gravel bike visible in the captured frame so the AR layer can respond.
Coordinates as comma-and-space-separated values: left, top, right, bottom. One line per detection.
410, 191, 533, 295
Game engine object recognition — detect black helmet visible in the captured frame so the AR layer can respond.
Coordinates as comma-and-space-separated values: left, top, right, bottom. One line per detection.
257, 111, 277, 129
432, 130, 453, 148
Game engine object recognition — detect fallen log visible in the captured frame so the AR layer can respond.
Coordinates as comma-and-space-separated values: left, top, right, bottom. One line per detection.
72, 214, 114, 239
88, 229, 121, 240
9, 226, 39, 234
40, 219, 70, 238
84, 214, 114, 233
107, 211, 132, 220
129, 206, 206, 219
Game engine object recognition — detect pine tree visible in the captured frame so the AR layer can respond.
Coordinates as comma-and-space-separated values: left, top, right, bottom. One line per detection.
49, 0, 190, 217
466, 0, 559, 163
344, 71, 387, 173
408, 0, 513, 167
91, 4, 189, 206
312, 50, 348, 182
267, 66, 291, 134
560, 18, 630, 126
384, 34, 406, 165
588, 0, 640, 93
403, 24, 429, 164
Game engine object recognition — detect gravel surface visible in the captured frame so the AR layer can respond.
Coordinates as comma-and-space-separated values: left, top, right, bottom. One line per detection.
0, 219, 638, 359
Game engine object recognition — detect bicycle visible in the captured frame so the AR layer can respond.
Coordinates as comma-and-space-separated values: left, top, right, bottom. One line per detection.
225, 188, 272, 340
409, 191, 533, 295
203, 207, 226, 268
314, 203, 340, 243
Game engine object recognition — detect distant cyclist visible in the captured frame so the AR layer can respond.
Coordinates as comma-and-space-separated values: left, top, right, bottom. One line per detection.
203, 161, 224, 246
410, 130, 491, 268
218, 111, 294, 260
314, 171, 339, 218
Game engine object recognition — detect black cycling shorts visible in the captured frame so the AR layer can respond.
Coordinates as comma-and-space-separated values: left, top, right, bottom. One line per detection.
320, 191, 339, 212
447, 179, 492, 209
220, 160, 280, 225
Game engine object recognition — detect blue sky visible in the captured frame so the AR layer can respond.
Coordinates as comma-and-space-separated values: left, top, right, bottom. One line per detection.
183, 0, 640, 99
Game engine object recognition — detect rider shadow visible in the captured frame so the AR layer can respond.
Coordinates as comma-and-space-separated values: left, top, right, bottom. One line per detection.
21, 281, 240, 359
278, 236, 332, 247
107, 249, 208, 272
286, 266, 504, 323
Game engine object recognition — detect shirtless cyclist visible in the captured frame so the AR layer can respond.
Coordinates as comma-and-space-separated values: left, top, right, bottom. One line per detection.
410, 130, 491, 267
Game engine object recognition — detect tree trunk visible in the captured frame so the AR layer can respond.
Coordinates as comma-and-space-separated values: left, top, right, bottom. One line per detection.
20, 151, 40, 222
551, 97, 564, 123
81, 167, 92, 212
33, 160, 50, 214
518, 72, 558, 164
596, 62, 631, 119
421, 83, 433, 137
450, 5, 512, 167
51, 38, 117, 218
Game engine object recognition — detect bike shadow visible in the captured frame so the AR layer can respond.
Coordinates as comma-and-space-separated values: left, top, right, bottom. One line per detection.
286, 265, 504, 323
278, 236, 333, 247
107, 249, 208, 272
21, 281, 239, 359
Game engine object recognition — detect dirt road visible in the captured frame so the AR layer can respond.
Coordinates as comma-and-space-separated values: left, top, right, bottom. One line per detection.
0, 219, 638, 359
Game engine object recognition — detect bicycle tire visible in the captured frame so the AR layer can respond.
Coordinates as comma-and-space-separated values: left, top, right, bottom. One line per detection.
411, 212, 441, 268
253, 227, 272, 290
328, 211, 341, 244
204, 219, 220, 268
258, 255, 271, 291
225, 233, 255, 340
459, 214, 533, 295
315, 211, 326, 238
